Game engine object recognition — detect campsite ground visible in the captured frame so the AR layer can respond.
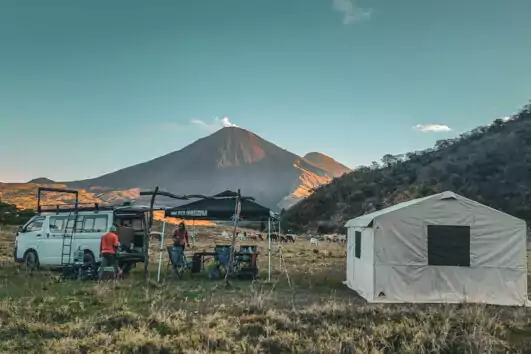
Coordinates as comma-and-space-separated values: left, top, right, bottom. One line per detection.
1, 226, 531, 353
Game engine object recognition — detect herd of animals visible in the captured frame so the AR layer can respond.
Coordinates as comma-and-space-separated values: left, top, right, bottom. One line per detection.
149, 227, 347, 247
309, 234, 346, 245
218, 230, 297, 242
217, 230, 346, 245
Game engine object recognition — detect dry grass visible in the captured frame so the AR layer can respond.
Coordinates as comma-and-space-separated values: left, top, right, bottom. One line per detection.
1, 226, 531, 353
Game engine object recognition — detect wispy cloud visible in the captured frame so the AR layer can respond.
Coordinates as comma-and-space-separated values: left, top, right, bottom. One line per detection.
412, 124, 452, 133
332, 0, 371, 25
156, 116, 238, 134
191, 116, 238, 133
220, 117, 237, 127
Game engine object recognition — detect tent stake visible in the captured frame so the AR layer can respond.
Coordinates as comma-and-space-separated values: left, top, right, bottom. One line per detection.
156, 218, 167, 283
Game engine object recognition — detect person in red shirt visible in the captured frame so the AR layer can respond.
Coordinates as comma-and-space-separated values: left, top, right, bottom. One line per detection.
172, 222, 190, 249
99, 224, 120, 277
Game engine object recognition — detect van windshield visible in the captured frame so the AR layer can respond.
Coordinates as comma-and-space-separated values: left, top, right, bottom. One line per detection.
22, 216, 45, 233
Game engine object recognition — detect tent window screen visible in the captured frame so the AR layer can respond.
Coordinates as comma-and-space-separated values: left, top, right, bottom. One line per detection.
355, 231, 361, 258
427, 225, 470, 266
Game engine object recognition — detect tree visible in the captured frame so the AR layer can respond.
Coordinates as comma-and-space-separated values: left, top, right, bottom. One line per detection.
435, 139, 454, 150
381, 154, 399, 167
0, 201, 35, 225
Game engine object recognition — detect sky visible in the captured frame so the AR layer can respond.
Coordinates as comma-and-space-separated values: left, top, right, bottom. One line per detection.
1, 0, 531, 182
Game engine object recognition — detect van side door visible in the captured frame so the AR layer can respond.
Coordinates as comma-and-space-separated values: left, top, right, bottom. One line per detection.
61, 215, 84, 264
48, 215, 69, 265
73, 214, 110, 260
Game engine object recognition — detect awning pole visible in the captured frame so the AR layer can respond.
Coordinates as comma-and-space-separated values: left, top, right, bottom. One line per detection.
268, 216, 271, 282
156, 218, 167, 283
192, 219, 196, 247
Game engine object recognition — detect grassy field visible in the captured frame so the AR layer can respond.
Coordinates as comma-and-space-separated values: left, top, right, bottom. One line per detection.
1, 226, 531, 353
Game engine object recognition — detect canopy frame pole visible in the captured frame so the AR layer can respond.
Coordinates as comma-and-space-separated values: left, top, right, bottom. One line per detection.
156, 218, 167, 283
139, 188, 192, 287
268, 216, 272, 282
278, 215, 282, 270
144, 186, 159, 286
225, 189, 242, 286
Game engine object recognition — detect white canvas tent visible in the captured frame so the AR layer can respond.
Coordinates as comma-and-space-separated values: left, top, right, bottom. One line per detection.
344, 191, 528, 306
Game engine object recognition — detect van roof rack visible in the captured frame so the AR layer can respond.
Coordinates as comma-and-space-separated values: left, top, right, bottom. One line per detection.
36, 187, 152, 215
37, 187, 80, 214
38, 203, 116, 214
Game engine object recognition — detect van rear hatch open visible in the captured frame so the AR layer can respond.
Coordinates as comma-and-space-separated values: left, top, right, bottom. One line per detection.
114, 207, 149, 263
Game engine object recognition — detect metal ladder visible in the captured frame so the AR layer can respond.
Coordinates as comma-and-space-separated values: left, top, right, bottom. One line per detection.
61, 212, 83, 267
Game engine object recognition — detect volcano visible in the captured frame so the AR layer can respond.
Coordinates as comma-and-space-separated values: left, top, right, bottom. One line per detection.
2, 127, 351, 210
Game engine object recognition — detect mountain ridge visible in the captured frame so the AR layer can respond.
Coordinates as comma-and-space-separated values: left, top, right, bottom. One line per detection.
303, 152, 351, 178
1, 126, 351, 211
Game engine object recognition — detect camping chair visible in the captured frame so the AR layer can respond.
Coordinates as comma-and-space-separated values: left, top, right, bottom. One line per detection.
214, 245, 235, 276
237, 245, 259, 279
207, 254, 223, 280
166, 245, 192, 279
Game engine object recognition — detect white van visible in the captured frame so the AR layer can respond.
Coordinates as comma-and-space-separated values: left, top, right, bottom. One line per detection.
14, 187, 148, 272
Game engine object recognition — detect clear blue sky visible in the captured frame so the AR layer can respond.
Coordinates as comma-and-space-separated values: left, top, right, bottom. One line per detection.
1, 0, 530, 182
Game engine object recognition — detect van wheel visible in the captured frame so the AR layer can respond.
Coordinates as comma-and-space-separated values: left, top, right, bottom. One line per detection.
83, 251, 95, 268
24, 251, 39, 274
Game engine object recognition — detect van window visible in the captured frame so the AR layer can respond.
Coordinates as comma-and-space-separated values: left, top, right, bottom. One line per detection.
64, 215, 82, 233
49, 216, 68, 233
24, 217, 45, 233
80, 215, 108, 233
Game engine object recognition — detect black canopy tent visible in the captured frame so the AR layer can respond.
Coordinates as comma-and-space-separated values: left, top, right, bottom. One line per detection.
142, 189, 275, 283
164, 191, 271, 221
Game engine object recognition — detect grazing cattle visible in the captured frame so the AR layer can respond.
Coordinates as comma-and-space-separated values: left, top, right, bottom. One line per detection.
336, 235, 346, 243
309, 237, 319, 246
324, 234, 337, 242
286, 234, 296, 243
246, 233, 258, 240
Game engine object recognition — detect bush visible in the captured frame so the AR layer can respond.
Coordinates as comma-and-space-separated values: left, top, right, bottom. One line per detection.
0, 201, 35, 225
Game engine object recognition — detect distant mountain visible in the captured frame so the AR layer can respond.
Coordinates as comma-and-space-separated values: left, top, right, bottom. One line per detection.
282, 102, 531, 233
27, 177, 56, 184
1, 127, 351, 211
0, 181, 139, 210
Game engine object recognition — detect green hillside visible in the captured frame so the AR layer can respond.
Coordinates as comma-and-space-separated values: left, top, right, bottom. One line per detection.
282, 102, 531, 233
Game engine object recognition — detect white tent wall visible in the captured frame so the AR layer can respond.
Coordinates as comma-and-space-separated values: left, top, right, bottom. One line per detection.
346, 226, 374, 301
369, 194, 528, 306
